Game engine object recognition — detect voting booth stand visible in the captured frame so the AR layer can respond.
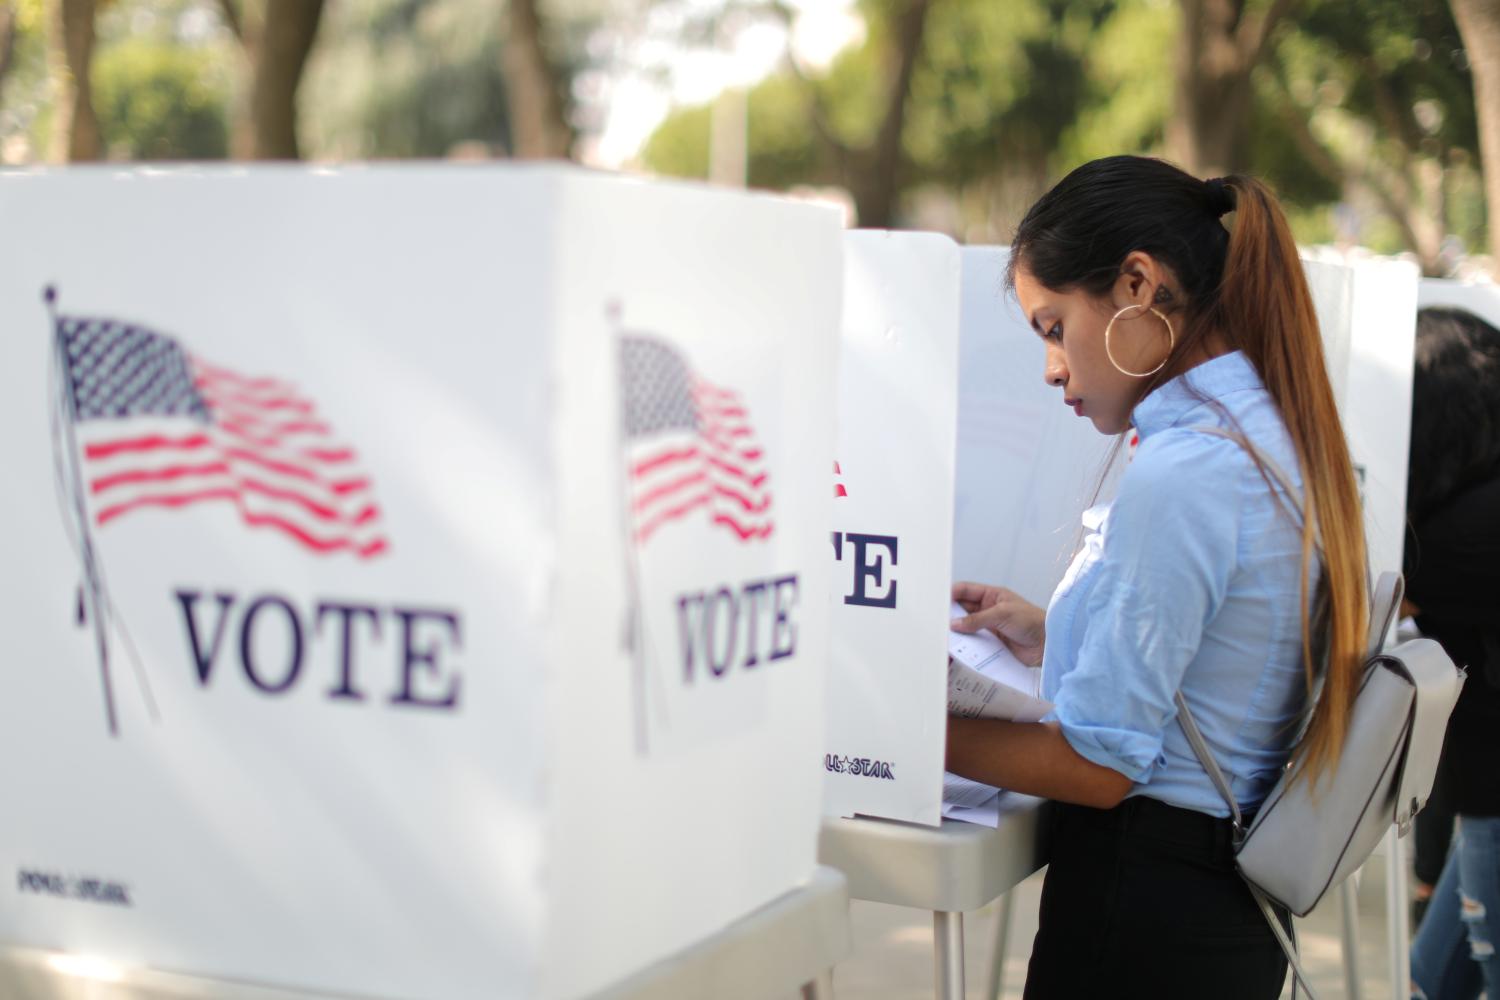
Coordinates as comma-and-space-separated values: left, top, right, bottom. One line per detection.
0, 166, 846, 1000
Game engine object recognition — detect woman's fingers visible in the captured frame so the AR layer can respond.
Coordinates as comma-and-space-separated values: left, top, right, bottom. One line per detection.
951, 602, 1015, 635
951, 581, 995, 606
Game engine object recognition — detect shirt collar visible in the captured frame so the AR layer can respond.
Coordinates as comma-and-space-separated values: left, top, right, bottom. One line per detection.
1131, 350, 1264, 439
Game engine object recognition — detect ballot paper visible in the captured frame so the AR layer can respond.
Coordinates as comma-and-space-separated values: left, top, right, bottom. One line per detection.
945, 601, 1050, 722
941, 790, 1004, 827
942, 602, 1054, 826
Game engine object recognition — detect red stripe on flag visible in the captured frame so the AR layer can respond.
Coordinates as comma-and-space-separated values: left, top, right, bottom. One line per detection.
711, 512, 774, 541
633, 470, 707, 512
200, 388, 316, 415
711, 482, 772, 513
90, 461, 231, 494
635, 491, 711, 542
632, 445, 699, 478
95, 488, 240, 524
85, 433, 213, 460
94, 488, 387, 557
192, 363, 294, 393
703, 453, 768, 489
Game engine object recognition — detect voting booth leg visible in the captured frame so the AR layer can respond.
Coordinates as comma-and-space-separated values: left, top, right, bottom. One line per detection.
984, 891, 1015, 1000
801, 969, 835, 1000
1339, 877, 1364, 1000
934, 911, 965, 1000
1384, 829, 1412, 1000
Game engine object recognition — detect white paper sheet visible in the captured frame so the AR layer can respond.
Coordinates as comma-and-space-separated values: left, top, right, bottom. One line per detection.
946, 606, 1050, 723
941, 793, 1003, 827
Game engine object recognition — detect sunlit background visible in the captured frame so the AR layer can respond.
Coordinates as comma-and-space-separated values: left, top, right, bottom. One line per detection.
0, 0, 1494, 275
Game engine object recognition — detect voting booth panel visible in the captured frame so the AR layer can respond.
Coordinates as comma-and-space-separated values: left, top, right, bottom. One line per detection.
952, 247, 1121, 610
823, 230, 960, 827
0, 166, 841, 1000
1304, 257, 1419, 578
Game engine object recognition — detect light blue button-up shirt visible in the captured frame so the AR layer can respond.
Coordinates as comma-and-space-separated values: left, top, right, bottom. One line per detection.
1041, 350, 1313, 817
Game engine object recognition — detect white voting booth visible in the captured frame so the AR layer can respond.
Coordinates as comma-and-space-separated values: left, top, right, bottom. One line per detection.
822, 241, 1117, 829
0, 166, 842, 1000
824, 231, 960, 827
1303, 256, 1419, 578
952, 248, 1122, 609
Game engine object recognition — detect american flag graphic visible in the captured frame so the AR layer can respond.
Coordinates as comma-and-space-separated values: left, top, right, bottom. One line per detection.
620, 336, 773, 546
53, 311, 389, 558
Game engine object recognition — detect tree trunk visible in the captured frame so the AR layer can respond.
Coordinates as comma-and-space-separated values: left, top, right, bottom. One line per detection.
228, 0, 325, 160
502, 0, 571, 159
848, 0, 930, 227
0, 3, 18, 108
1169, 0, 1293, 176
47, 0, 99, 162
1452, 0, 1500, 279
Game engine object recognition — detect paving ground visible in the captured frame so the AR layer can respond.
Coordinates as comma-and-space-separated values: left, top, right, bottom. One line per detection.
826, 861, 1409, 1000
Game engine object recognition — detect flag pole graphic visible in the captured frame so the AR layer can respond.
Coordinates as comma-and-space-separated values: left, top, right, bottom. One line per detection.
614, 317, 652, 756
46, 286, 118, 737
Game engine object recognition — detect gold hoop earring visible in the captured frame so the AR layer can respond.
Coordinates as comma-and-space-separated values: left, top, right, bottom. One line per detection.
1104, 304, 1175, 378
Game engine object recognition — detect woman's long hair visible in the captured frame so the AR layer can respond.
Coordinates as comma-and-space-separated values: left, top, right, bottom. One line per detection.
1007, 155, 1368, 787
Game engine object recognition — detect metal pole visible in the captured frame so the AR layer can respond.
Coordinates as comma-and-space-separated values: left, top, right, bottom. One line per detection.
934, 910, 965, 1000
1384, 827, 1411, 1000
1339, 876, 1363, 1000
985, 892, 1015, 1000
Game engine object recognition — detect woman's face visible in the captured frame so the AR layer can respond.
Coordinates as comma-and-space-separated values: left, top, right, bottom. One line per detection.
1012, 257, 1172, 436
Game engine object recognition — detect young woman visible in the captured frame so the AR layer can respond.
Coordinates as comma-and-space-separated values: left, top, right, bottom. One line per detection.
946, 155, 1369, 998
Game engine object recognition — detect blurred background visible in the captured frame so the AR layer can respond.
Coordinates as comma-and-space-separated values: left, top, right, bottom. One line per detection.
2, 0, 1497, 280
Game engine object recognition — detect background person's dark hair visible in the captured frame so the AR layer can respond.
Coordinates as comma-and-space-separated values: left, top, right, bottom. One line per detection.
1408, 307, 1500, 523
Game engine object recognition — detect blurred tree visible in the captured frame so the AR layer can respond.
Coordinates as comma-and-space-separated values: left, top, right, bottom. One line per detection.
300, 0, 603, 159
216, 0, 324, 158
503, 0, 571, 157
783, 0, 932, 227
1262, 0, 1479, 273
301, 0, 511, 158
47, 0, 99, 160
0, 3, 17, 103
645, 0, 1114, 230
94, 37, 228, 158
1168, 0, 1293, 175
1452, 0, 1500, 277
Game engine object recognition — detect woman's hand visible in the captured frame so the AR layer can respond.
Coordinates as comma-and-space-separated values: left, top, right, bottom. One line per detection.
951, 582, 1047, 667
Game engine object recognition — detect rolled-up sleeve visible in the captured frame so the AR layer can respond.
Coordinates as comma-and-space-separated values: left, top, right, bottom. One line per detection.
1047, 432, 1243, 782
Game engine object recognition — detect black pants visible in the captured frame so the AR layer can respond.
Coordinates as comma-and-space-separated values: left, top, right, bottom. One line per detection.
1024, 797, 1288, 999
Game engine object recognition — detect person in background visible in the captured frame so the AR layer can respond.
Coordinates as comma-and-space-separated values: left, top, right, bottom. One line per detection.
947, 155, 1369, 999
1406, 306, 1500, 1000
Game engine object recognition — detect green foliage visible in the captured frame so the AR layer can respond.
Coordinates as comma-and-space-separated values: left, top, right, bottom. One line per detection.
1260, 0, 1483, 251
93, 39, 229, 159
641, 74, 818, 189
1053, 0, 1173, 170
642, 101, 710, 179
643, 0, 1121, 198
302, 0, 513, 158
